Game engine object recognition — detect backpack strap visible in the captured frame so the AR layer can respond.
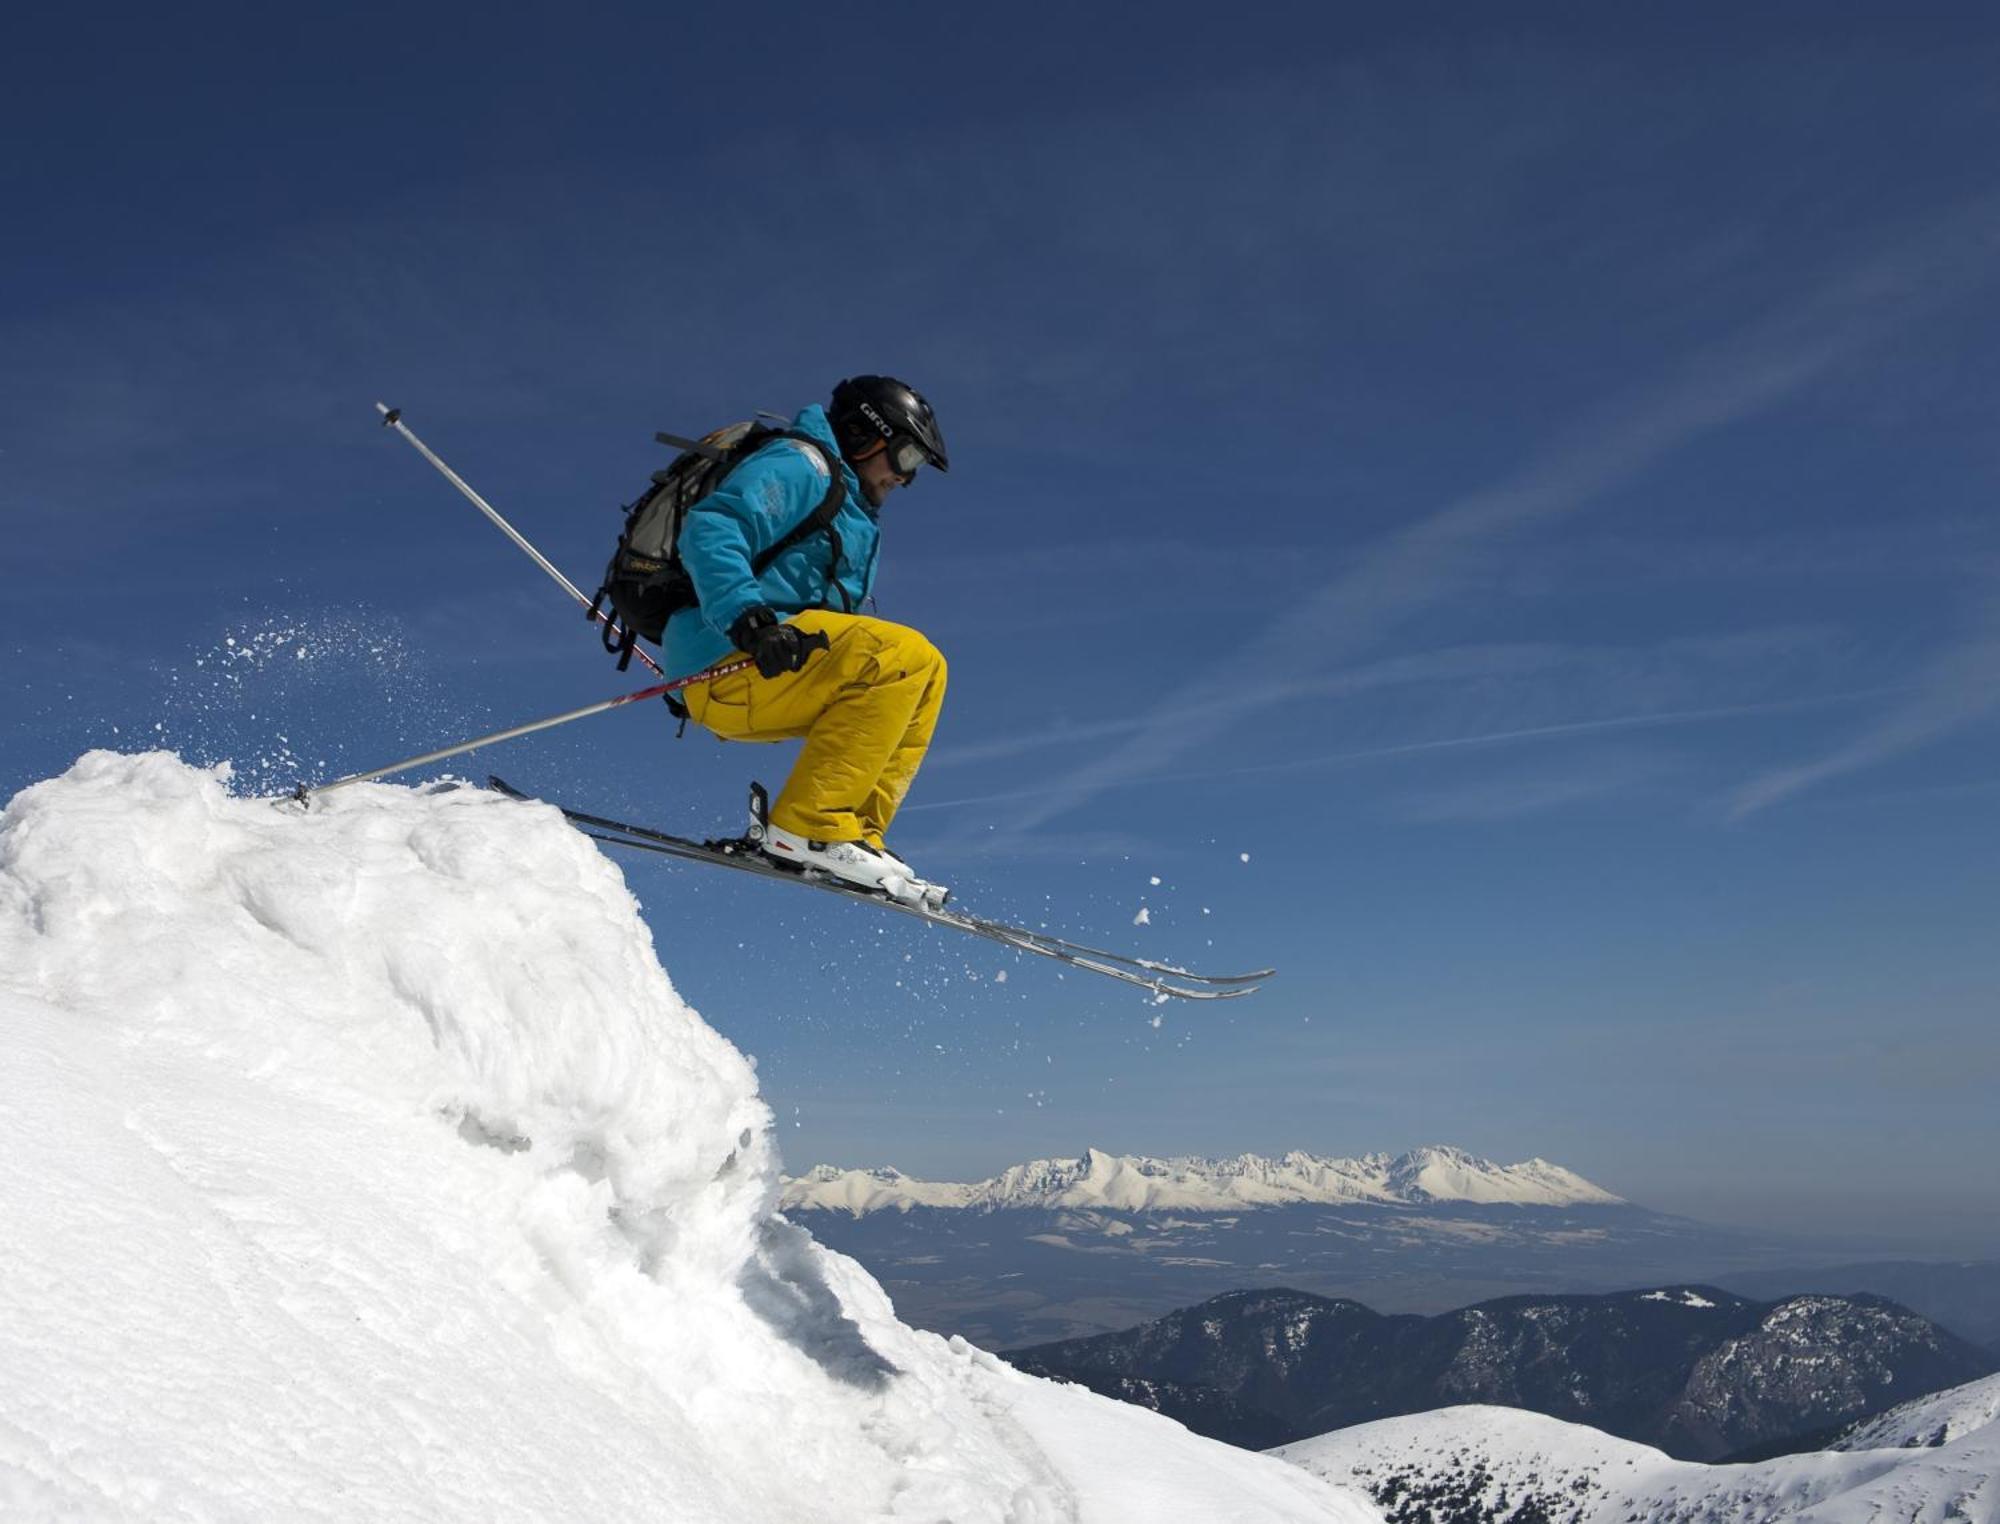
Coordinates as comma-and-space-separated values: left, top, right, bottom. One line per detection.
749, 432, 852, 613
588, 584, 641, 672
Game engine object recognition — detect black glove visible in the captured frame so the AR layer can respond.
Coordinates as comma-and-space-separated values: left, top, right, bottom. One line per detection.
729, 607, 821, 679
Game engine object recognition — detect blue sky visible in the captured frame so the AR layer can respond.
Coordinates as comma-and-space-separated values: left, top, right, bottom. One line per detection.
5, 4, 1998, 1249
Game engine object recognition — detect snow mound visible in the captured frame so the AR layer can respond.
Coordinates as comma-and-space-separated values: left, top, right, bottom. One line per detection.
0, 753, 1367, 1523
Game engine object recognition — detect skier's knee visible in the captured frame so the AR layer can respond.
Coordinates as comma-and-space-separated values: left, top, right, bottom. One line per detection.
893, 626, 945, 681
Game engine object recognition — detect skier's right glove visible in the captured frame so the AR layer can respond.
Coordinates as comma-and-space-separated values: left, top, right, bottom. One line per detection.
729, 607, 825, 679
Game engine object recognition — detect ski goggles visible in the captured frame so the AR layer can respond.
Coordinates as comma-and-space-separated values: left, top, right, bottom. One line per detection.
885, 435, 928, 481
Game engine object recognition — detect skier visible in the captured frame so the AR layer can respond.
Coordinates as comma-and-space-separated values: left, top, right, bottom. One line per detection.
359, 402, 1270, 999
664, 376, 951, 905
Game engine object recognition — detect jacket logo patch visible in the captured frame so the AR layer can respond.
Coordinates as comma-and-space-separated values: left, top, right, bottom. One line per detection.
781, 438, 831, 478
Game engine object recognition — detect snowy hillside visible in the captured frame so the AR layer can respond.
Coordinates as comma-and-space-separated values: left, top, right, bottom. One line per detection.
1833, 1372, 2000, 1450
0, 752, 1371, 1523
783, 1145, 1622, 1215
1273, 1387, 2000, 1524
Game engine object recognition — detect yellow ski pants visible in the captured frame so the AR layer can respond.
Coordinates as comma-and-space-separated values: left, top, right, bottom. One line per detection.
680, 610, 947, 848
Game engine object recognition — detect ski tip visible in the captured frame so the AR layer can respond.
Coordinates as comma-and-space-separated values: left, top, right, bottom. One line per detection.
1148, 981, 1263, 1002
1136, 963, 1275, 985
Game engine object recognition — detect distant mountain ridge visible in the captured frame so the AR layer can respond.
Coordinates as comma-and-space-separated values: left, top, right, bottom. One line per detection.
1006, 1285, 1999, 1460
1710, 1260, 2000, 1354
783, 1144, 1624, 1215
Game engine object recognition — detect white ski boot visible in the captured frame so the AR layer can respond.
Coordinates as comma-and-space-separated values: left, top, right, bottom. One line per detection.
746, 784, 948, 908
869, 840, 951, 910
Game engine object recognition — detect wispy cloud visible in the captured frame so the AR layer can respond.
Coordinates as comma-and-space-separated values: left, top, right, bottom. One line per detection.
1389, 748, 1677, 824
906, 687, 1888, 822
972, 201, 1999, 841
1167, 687, 1897, 789
927, 628, 1865, 773
1726, 583, 2000, 818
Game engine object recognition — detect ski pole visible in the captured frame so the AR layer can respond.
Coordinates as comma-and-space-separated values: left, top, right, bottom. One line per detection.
374, 401, 666, 677
291, 657, 768, 805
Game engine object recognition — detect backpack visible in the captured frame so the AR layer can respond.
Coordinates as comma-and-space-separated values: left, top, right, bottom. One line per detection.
591, 420, 848, 671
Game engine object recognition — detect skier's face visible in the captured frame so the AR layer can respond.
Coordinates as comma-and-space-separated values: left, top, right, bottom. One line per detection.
853, 440, 913, 509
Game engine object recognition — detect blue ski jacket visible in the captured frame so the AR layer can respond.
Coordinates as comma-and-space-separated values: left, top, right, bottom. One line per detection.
662, 404, 881, 680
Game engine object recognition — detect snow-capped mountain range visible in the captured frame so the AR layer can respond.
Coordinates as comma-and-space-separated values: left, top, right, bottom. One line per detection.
1274, 1372, 2000, 1524
782, 1145, 1624, 1216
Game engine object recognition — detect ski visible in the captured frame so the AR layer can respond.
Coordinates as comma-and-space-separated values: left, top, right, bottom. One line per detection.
581, 827, 1265, 1002
525, 788, 1271, 989
486, 778, 1271, 1002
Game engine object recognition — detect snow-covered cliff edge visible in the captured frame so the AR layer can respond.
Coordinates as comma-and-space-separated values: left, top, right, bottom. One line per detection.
0, 752, 1368, 1523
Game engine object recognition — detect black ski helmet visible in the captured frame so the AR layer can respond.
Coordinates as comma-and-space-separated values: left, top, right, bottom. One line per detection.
829, 375, 950, 474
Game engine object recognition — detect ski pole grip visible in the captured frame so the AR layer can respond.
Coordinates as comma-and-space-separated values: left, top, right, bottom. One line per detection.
801, 629, 831, 661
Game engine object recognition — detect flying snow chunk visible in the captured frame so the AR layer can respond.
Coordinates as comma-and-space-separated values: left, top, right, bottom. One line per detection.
1133, 907, 1151, 926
